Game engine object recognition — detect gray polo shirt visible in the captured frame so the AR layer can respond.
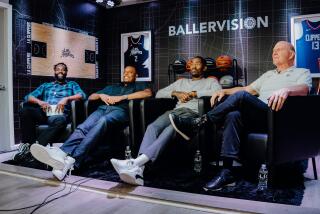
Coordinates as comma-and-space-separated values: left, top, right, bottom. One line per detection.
155, 78, 222, 113
250, 66, 312, 104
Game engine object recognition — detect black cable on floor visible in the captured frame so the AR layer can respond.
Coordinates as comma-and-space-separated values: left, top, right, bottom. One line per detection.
29, 177, 92, 214
0, 181, 67, 212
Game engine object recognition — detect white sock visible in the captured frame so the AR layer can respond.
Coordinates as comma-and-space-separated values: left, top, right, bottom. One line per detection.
134, 154, 149, 167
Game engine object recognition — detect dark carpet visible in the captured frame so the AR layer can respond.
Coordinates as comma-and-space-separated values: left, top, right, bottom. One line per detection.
4, 158, 307, 206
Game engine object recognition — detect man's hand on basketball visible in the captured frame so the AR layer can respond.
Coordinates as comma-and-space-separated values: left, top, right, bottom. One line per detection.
268, 88, 290, 111
38, 100, 51, 112
210, 90, 226, 107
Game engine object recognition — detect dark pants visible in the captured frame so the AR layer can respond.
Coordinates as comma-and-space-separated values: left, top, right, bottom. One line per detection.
61, 106, 128, 168
20, 105, 68, 146
206, 91, 268, 160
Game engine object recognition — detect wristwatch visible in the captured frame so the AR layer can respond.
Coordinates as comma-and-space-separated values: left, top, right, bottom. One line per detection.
191, 91, 197, 98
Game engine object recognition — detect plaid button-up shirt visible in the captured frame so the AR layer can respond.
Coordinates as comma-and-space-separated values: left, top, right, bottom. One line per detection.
24, 81, 86, 114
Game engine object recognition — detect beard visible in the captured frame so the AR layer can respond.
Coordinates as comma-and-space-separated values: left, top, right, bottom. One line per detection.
55, 73, 67, 82
123, 77, 135, 84
191, 72, 202, 78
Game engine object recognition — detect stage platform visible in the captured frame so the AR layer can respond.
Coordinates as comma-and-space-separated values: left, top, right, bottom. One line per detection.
0, 162, 319, 214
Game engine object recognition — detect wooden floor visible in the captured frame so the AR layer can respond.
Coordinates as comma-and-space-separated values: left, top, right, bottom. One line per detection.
0, 152, 320, 214
0, 164, 319, 214
0, 169, 217, 214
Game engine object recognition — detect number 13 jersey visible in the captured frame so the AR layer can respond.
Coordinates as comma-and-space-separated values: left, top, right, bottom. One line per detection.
296, 19, 320, 74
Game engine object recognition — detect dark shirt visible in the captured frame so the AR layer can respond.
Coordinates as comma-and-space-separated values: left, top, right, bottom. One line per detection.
96, 82, 149, 111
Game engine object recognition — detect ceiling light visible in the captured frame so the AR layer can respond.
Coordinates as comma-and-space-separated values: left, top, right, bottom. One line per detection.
106, 0, 115, 7
94, 0, 122, 8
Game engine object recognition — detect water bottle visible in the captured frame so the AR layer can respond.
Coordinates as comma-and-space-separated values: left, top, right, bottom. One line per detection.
257, 164, 268, 191
125, 145, 132, 160
194, 150, 202, 173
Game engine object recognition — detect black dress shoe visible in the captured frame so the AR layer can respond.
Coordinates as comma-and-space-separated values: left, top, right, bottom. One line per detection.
12, 143, 30, 162
24, 152, 36, 163
203, 169, 236, 191
169, 113, 208, 140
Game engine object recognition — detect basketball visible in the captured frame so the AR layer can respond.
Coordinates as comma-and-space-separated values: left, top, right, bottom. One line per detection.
219, 75, 234, 87
172, 59, 186, 74
186, 59, 192, 71
207, 75, 219, 82
216, 55, 233, 72
205, 57, 216, 71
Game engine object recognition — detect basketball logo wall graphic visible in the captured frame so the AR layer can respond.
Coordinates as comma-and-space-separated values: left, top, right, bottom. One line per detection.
61, 48, 75, 58
27, 22, 98, 79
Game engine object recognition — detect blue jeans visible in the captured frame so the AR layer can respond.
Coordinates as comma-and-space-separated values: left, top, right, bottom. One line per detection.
61, 106, 128, 168
206, 91, 268, 159
139, 107, 199, 162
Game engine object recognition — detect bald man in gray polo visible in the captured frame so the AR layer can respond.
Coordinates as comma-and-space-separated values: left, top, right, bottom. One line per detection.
250, 67, 311, 104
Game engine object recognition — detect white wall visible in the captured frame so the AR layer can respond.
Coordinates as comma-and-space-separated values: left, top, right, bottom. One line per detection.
0, 0, 9, 4
0, 2, 14, 151
0, 9, 3, 67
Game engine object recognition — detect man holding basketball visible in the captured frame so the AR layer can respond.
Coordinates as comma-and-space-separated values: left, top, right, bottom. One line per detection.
169, 41, 312, 191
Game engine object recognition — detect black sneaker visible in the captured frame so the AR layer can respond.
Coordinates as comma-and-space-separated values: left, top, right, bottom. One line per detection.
169, 113, 208, 140
203, 169, 236, 191
12, 143, 31, 162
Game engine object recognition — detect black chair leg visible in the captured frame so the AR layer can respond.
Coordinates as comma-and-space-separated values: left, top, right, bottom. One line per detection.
312, 157, 318, 180
268, 165, 276, 187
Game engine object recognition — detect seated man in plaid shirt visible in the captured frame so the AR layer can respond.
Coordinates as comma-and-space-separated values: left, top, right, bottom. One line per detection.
14, 62, 86, 162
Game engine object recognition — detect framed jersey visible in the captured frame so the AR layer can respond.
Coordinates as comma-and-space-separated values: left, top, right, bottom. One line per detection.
121, 31, 152, 81
291, 14, 320, 78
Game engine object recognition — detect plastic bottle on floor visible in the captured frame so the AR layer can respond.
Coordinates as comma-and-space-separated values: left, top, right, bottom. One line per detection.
125, 145, 132, 160
257, 164, 268, 191
194, 150, 202, 173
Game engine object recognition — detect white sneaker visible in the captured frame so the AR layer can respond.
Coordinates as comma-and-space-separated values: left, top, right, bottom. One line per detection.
110, 158, 135, 174
119, 166, 144, 186
52, 156, 75, 181
30, 144, 67, 170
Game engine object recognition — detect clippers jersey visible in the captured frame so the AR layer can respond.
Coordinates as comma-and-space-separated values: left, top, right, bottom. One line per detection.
124, 35, 149, 78
296, 20, 320, 74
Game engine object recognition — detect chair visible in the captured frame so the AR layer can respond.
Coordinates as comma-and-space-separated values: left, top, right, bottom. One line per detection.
244, 96, 320, 183
128, 99, 145, 156
20, 100, 84, 145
